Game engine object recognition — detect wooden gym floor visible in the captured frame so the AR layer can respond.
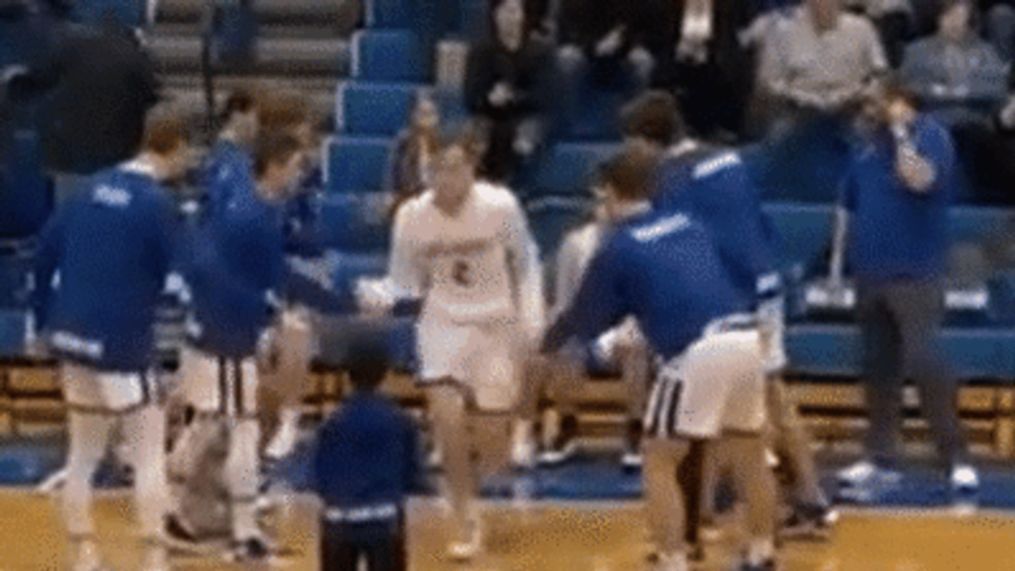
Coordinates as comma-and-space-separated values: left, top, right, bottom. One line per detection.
2, 490, 1014, 571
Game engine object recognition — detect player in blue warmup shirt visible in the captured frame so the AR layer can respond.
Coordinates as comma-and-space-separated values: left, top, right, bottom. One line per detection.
541, 146, 778, 571
200, 89, 260, 220
172, 132, 306, 562
835, 81, 977, 496
31, 109, 192, 571
313, 337, 425, 571
622, 91, 836, 540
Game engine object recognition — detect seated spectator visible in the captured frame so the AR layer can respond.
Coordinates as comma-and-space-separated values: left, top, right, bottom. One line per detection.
899, 0, 1008, 121
757, 0, 887, 124
657, 0, 766, 139
386, 91, 440, 208
984, 0, 1015, 61
465, 0, 554, 182
556, 0, 664, 87
848, 0, 916, 67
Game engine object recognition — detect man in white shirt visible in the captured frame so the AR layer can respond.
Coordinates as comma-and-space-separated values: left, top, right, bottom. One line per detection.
358, 132, 544, 561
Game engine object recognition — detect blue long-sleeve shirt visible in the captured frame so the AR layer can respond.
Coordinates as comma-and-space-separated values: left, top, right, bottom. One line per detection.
313, 392, 424, 523
32, 164, 178, 371
181, 191, 286, 358
543, 209, 750, 360
654, 145, 781, 304
843, 115, 956, 283
200, 139, 255, 221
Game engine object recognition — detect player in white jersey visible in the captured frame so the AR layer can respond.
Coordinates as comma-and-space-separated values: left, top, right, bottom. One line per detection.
358, 133, 544, 560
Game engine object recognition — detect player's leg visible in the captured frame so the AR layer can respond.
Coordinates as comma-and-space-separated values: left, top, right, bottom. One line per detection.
319, 521, 361, 571
716, 330, 777, 569
119, 374, 170, 570
767, 376, 837, 540
537, 352, 584, 466
224, 358, 268, 558
61, 365, 121, 570
643, 436, 692, 570
620, 336, 652, 469
264, 308, 314, 461
426, 383, 479, 558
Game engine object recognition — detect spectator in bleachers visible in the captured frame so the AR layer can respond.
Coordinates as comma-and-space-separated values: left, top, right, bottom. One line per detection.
387, 91, 440, 209
555, 0, 664, 87
847, 0, 916, 67
899, 0, 1007, 120
656, 0, 766, 139
984, 0, 1015, 61
465, 0, 555, 182
836, 81, 978, 496
37, 16, 159, 176
757, 0, 887, 123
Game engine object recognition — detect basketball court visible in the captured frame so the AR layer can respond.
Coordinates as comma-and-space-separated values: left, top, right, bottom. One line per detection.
1, 490, 1013, 570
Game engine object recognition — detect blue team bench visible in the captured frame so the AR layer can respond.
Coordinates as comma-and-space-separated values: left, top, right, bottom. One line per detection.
786, 323, 1015, 380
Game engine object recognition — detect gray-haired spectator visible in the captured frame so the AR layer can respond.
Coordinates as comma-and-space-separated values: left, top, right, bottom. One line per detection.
899, 0, 1008, 120
758, 0, 888, 119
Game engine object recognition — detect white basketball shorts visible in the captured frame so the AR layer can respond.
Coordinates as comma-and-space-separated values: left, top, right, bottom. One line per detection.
416, 317, 522, 412
177, 347, 259, 419
645, 328, 767, 440
61, 363, 164, 414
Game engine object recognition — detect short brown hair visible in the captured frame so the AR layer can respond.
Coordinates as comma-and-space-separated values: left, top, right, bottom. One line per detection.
254, 132, 303, 179
620, 91, 685, 147
221, 88, 258, 121
141, 107, 188, 155
600, 141, 661, 202
258, 89, 313, 133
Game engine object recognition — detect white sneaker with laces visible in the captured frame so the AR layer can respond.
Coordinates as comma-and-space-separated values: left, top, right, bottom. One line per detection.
951, 464, 980, 492
837, 460, 901, 487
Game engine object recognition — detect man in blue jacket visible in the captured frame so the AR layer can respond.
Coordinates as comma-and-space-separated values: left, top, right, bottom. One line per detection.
32, 108, 190, 571
173, 131, 305, 561
313, 337, 425, 571
836, 81, 978, 496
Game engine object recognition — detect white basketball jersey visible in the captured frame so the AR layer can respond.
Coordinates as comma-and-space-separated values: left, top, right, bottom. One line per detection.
390, 182, 544, 327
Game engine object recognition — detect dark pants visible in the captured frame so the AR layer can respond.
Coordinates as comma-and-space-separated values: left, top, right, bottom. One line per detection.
320, 519, 407, 571
857, 279, 968, 468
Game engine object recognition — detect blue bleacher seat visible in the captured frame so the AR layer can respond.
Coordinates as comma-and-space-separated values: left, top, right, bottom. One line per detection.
786, 324, 1015, 380
364, 0, 412, 28
318, 193, 392, 252
351, 29, 427, 82
73, 0, 148, 29
525, 143, 619, 197
326, 136, 391, 193
338, 82, 419, 137
459, 0, 489, 40
525, 195, 592, 262
0, 309, 26, 360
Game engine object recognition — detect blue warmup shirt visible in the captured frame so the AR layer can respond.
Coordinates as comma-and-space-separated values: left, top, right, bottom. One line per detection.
200, 139, 255, 220
32, 166, 178, 372
313, 392, 424, 537
543, 209, 751, 361
654, 145, 781, 303
843, 115, 956, 282
181, 191, 286, 358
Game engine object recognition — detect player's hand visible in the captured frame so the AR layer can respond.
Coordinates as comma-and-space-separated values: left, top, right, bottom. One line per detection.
355, 277, 396, 317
